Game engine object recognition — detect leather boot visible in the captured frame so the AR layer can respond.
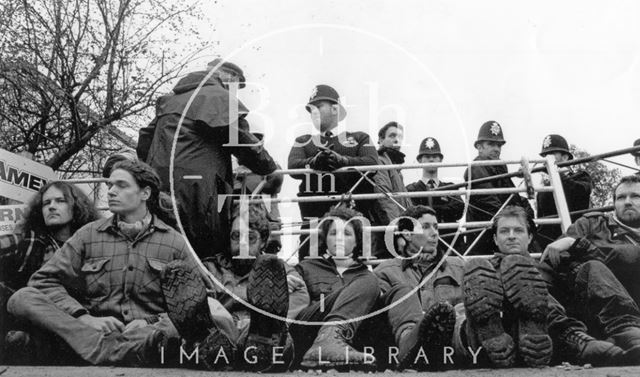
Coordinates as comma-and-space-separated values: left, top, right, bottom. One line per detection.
199, 326, 236, 370
500, 255, 552, 367
4, 330, 35, 365
161, 260, 213, 345
560, 330, 625, 366
397, 302, 456, 370
244, 255, 290, 372
463, 258, 515, 368
300, 324, 374, 369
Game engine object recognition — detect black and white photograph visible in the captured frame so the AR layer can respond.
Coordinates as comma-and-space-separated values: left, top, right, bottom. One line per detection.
1, 0, 640, 376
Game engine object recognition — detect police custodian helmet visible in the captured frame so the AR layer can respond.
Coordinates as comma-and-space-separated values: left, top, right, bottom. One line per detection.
416, 137, 443, 160
474, 121, 505, 147
540, 134, 573, 160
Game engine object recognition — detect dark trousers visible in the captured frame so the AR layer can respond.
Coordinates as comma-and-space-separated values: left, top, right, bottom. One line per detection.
550, 260, 640, 340
290, 279, 424, 369
289, 273, 380, 365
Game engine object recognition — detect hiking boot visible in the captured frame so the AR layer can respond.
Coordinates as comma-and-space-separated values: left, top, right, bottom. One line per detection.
561, 330, 625, 366
200, 326, 236, 370
4, 330, 35, 364
463, 258, 515, 367
161, 260, 213, 345
500, 255, 552, 367
133, 328, 182, 367
300, 324, 375, 370
244, 254, 290, 372
397, 302, 456, 370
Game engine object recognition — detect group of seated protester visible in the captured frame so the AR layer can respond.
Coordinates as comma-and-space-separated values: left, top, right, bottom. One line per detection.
1, 159, 640, 371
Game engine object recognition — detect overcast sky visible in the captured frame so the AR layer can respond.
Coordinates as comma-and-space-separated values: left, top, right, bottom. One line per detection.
175, 0, 640, 258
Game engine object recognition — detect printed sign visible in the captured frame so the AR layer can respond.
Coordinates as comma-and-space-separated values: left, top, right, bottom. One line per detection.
0, 204, 27, 235
0, 148, 56, 203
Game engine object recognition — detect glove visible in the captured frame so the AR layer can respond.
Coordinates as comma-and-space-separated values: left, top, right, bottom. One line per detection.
325, 151, 349, 170
309, 150, 332, 171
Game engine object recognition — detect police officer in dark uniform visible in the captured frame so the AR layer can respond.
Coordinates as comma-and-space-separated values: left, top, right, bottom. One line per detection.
536, 134, 592, 248
288, 84, 378, 259
463, 121, 532, 254
406, 137, 464, 250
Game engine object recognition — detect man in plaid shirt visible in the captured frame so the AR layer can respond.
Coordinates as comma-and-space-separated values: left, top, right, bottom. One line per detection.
7, 161, 199, 365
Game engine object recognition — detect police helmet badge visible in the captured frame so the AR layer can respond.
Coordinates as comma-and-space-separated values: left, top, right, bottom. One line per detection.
309, 86, 319, 101
425, 138, 435, 149
490, 123, 501, 136
543, 135, 552, 149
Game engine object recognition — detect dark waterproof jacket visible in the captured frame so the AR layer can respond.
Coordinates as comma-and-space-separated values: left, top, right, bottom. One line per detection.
137, 71, 277, 259
405, 179, 464, 223
562, 212, 640, 304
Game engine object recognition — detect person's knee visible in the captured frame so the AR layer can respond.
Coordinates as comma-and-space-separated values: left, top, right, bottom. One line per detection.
6, 287, 41, 316
354, 274, 380, 301
576, 260, 614, 283
579, 260, 608, 275
382, 283, 413, 304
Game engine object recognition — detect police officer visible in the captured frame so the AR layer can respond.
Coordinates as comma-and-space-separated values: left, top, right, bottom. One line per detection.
406, 137, 464, 250
536, 134, 592, 248
463, 121, 532, 255
288, 84, 378, 259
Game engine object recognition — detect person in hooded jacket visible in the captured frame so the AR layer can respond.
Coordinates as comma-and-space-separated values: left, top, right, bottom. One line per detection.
137, 59, 277, 259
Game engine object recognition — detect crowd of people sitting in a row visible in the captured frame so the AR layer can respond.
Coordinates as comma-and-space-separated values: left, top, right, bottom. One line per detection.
1, 158, 640, 371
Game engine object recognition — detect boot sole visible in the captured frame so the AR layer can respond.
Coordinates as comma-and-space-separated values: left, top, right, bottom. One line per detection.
399, 302, 456, 370
463, 258, 515, 367
161, 260, 212, 344
501, 255, 552, 367
245, 255, 290, 371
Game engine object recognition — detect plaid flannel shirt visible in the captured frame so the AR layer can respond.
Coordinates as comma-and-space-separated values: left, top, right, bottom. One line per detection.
28, 215, 196, 324
0, 231, 60, 290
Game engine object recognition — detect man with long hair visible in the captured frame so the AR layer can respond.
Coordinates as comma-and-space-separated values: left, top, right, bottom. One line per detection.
0, 181, 99, 363
6, 161, 199, 365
